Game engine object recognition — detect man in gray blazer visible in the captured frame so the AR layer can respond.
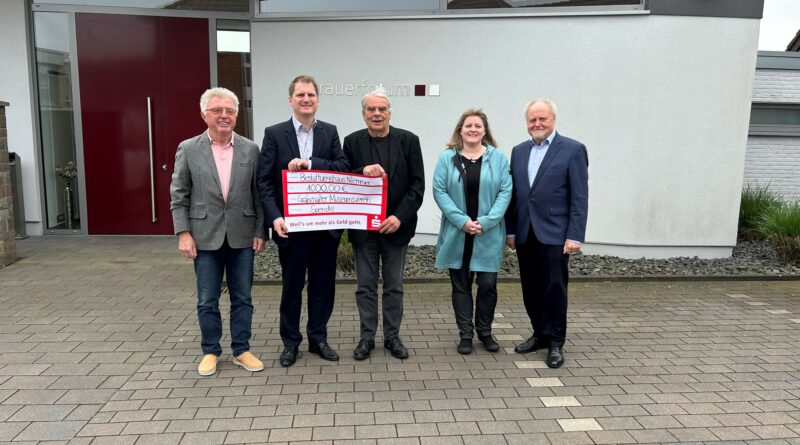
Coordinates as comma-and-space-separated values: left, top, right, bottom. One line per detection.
170, 87, 266, 376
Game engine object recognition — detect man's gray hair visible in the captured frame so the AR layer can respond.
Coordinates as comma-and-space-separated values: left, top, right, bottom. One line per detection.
361, 86, 392, 114
524, 98, 557, 118
200, 87, 239, 114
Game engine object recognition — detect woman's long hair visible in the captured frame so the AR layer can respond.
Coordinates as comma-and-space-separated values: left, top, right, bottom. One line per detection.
446, 108, 498, 149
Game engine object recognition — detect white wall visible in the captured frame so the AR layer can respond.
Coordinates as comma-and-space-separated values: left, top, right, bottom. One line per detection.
0, 0, 43, 236
251, 13, 759, 258
751, 68, 800, 103
744, 137, 800, 203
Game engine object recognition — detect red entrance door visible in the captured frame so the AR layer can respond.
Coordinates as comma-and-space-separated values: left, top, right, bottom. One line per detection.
76, 13, 210, 234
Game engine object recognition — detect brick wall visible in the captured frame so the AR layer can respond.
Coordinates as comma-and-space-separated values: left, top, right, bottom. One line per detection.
0, 101, 17, 266
217, 52, 250, 139
744, 69, 800, 203
751, 69, 800, 103
744, 136, 800, 202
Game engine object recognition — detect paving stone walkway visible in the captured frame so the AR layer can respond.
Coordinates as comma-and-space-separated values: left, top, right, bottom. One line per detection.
0, 236, 799, 444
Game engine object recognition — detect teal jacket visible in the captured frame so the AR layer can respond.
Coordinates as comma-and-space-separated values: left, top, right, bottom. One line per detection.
433, 145, 512, 272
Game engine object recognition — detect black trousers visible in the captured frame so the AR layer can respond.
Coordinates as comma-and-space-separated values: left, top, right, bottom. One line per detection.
277, 231, 340, 348
515, 226, 569, 347
449, 234, 498, 339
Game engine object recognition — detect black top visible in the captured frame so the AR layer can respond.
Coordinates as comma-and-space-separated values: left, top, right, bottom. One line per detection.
460, 154, 482, 221
370, 135, 390, 172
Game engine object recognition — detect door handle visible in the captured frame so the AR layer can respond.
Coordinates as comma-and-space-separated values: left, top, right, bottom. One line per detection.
147, 97, 157, 223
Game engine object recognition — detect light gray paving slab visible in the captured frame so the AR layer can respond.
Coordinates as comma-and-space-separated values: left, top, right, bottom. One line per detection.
14, 421, 86, 441
4, 238, 800, 445
9, 404, 76, 421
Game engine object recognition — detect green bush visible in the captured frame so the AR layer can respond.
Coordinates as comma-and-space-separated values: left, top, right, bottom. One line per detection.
757, 202, 800, 264
337, 230, 355, 272
739, 183, 781, 239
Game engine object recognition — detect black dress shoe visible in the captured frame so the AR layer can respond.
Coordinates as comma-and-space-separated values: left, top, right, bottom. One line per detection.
279, 346, 299, 367
514, 335, 549, 354
457, 338, 473, 355
353, 339, 375, 360
309, 341, 339, 361
478, 335, 500, 352
546, 346, 564, 368
383, 337, 409, 359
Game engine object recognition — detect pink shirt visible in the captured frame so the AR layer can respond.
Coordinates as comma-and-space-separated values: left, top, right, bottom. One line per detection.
209, 131, 234, 202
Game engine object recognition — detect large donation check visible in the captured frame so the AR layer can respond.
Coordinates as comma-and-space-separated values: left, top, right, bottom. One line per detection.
282, 170, 387, 232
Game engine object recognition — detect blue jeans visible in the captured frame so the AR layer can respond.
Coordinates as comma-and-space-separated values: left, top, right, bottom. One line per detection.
194, 239, 254, 356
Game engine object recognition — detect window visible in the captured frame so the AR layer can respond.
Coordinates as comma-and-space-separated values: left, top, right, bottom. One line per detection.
749, 104, 800, 137
33, 12, 82, 232
259, 0, 439, 14
33, 0, 249, 12
447, 0, 641, 10
255, 0, 643, 18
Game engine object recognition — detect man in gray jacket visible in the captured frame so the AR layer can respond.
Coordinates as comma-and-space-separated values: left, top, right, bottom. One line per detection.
170, 87, 266, 376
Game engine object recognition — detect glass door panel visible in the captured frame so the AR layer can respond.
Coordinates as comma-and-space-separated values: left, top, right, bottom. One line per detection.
33, 12, 82, 231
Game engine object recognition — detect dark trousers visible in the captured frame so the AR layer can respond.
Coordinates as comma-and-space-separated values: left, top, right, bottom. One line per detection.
449, 267, 498, 339
353, 233, 408, 342
277, 231, 340, 348
515, 226, 569, 347
194, 239, 254, 356
449, 234, 498, 339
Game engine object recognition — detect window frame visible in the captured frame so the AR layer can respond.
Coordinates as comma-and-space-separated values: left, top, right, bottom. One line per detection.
749, 103, 800, 137
250, 0, 646, 21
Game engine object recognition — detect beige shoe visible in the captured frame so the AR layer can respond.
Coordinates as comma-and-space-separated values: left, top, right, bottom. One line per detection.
198, 354, 218, 376
233, 351, 264, 372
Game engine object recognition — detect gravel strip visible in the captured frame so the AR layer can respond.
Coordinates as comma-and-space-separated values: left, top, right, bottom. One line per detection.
254, 239, 799, 281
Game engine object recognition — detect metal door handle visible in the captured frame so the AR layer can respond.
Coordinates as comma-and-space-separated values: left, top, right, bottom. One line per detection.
147, 97, 157, 223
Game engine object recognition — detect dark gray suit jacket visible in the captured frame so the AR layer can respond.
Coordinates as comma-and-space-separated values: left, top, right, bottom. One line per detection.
170, 132, 265, 250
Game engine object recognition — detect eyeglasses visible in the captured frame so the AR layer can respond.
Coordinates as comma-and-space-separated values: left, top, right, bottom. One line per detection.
205, 107, 237, 116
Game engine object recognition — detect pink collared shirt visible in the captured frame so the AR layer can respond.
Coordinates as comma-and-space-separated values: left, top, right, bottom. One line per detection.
209, 131, 234, 202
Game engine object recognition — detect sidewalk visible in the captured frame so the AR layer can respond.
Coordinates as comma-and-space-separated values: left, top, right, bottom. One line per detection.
1, 236, 799, 444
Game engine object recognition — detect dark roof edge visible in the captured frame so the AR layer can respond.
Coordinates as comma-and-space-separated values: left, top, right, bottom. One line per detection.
646, 0, 763, 19
757, 51, 800, 70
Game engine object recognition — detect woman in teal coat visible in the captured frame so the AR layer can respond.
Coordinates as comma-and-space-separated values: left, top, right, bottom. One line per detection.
433, 109, 512, 354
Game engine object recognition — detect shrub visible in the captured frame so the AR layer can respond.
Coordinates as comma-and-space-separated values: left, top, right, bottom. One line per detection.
337, 230, 355, 272
757, 202, 800, 264
739, 183, 781, 239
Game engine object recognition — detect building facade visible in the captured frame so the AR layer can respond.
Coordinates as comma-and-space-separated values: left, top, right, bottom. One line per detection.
745, 51, 800, 203
0, 0, 764, 258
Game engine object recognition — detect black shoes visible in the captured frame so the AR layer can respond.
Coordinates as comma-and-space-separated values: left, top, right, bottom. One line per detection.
384, 337, 409, 359
353, 339, 375, 360
309, 341, 339, 361
457, 338, 473, 354
279, 346, 299, 367
514, 335, 549, 354
283, 342, 339, 365
479, 335, 500, 352
546, 346, 565, 368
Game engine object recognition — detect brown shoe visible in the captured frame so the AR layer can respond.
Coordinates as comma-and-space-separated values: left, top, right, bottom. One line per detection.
198, 354, 218, 376
232, 351, 264, 372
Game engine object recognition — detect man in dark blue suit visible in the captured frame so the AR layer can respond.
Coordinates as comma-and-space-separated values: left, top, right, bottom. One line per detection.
505, 99, 588, 368
257, 75, 349, 367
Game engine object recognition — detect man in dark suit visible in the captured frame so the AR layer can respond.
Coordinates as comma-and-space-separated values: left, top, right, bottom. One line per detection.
343, 87, 425, 361
170, 87, 265, 376
256, 75, 349, 367
505, 99, 588, 368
